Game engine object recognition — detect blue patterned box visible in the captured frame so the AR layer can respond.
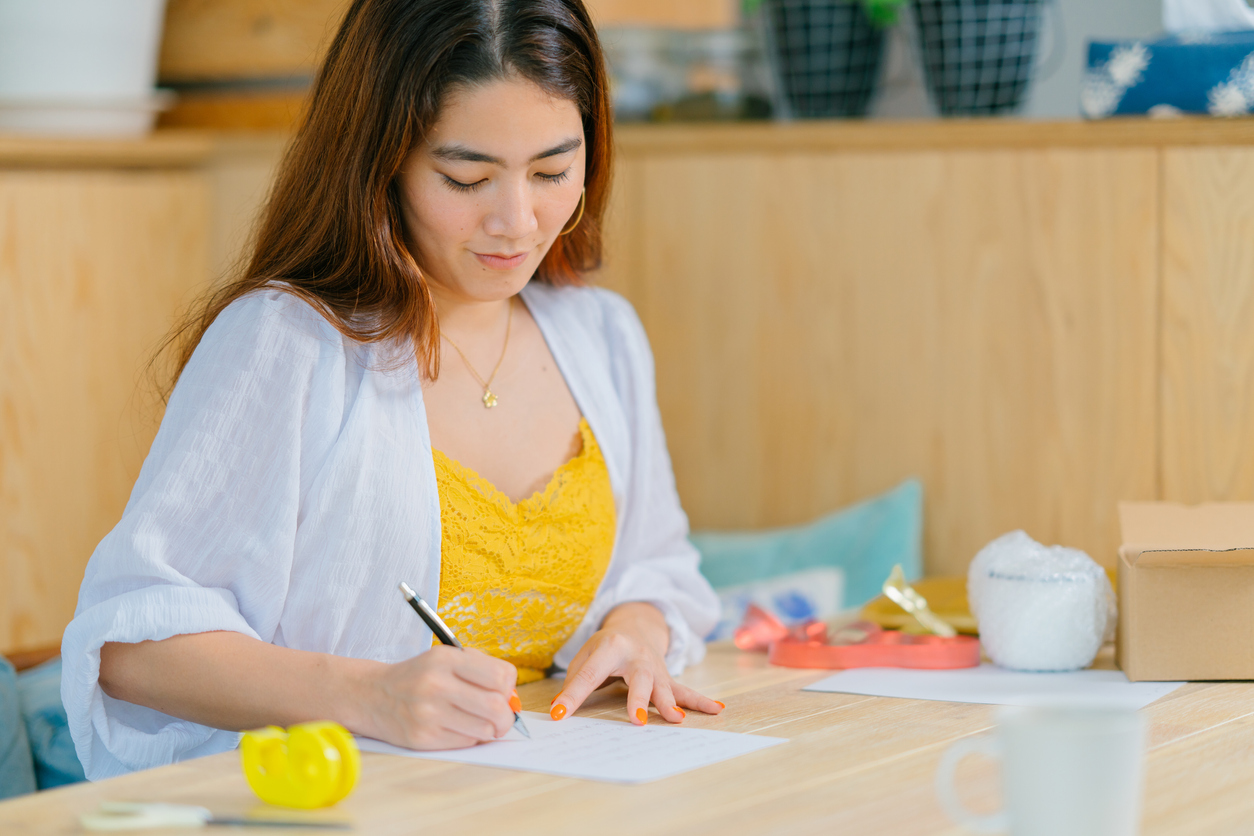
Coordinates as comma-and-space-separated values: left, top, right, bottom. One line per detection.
1083, 31, 1254, 118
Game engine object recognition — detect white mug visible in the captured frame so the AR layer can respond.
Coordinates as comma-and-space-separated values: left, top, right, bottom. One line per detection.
935, 705, 1145, 836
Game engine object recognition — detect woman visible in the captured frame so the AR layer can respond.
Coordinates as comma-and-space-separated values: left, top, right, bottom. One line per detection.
62, 0, 721, 780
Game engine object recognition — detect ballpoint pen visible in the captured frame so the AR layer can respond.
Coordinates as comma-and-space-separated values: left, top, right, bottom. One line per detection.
398, 581, 531, 739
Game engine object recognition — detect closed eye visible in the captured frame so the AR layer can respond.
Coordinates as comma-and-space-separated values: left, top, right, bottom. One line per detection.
537, 168, 572, 185
442, 174, 485, 193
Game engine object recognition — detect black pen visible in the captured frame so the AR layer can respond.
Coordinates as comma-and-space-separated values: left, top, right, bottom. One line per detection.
398, 581, 531, 739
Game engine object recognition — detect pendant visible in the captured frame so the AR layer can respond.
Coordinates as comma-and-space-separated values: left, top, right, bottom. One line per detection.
482, 390, 498, 409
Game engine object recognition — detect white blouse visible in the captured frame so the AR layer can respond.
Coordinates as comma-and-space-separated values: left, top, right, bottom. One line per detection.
62, 282, 719, 781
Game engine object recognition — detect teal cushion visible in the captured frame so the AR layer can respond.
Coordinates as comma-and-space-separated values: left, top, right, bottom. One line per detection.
693, 478, 923, 640
0, 657, 36, 800
18, 658, 85, 790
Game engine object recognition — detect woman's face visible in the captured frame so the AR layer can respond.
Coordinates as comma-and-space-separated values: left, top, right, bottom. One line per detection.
398, 75, 586, 305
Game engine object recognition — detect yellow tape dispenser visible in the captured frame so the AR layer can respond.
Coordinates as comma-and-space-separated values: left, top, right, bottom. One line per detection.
240, 721, 360, 809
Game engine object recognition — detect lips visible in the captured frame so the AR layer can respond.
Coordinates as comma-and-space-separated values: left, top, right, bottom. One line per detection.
475, 251, 529, 270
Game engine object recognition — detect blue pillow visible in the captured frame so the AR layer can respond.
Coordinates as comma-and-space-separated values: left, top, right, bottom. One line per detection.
0, 657, 36, 800
17, 658, 85, 790
693, 478, 923, 641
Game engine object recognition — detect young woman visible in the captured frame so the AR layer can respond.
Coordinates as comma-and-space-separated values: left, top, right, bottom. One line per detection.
62, 0, 721, 780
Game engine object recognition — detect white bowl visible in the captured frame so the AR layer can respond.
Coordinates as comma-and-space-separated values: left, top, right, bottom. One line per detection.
0, 93, 174, 137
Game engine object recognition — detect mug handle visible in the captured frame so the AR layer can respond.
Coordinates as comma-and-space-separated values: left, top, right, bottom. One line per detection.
935, 734, 1009, 834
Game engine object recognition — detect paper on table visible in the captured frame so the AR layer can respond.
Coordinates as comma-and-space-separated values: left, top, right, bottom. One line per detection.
804, 665, 1184, 710
356, 711, 786, 784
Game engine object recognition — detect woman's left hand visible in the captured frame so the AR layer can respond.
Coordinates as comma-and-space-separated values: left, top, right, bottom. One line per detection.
550, 602, 724, 726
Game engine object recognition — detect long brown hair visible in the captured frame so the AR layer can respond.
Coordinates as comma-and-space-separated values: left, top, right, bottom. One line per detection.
164, 0, 613, 395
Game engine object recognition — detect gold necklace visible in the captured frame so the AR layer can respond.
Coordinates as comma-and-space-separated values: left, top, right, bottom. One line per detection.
441, 299, 513, 409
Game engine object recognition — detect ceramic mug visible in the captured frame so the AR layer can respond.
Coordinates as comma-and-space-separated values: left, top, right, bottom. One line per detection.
935, 705, 1145, 836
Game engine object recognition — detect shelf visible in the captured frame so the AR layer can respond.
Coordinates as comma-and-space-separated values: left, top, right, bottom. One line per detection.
0, 130, 215, 168
614, 118, 1254, 154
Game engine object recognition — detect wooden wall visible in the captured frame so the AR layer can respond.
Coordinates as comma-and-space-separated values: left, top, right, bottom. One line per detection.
5, 121, 1254, 657
1161, 149, 1254, 504
193, 122, 1254, 580
600, 143, 1160, 576
0, 140, 212, 656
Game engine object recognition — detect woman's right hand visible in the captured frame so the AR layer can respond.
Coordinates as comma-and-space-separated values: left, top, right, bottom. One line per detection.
356, 646, 520, 750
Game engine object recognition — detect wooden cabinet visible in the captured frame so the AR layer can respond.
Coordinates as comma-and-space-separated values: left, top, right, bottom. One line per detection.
600, 121, 1254, 576
6, 120, 1254, 657
0, 136, 212, 656
1161, 148, 1254, 504
605, 144, 1159, 576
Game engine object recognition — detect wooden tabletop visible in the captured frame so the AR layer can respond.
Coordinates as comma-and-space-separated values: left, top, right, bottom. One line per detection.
3, 645, 1253, 835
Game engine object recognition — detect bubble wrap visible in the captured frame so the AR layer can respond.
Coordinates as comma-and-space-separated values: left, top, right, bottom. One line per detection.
968, 531, 1116, 672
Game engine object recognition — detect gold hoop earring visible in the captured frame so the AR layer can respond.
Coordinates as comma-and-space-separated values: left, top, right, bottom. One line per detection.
560, 189, 586, 236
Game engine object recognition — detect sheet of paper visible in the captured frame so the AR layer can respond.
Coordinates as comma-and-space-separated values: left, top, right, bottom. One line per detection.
356, 711, 786, 784
804, 665, 1184, 710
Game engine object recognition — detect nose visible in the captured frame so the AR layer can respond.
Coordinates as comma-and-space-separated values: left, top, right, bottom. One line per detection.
482, 178, 538, 241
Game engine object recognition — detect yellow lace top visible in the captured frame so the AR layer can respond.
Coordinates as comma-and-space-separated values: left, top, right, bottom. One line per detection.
433, 419, 617, 684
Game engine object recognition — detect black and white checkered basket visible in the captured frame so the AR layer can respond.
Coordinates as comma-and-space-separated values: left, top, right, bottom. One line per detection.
764, 0, 888, 119
912, 0, 1046, 115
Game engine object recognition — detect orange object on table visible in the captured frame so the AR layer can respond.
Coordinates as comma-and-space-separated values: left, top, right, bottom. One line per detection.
768, 620, 981, 670
734, 604, 981, 669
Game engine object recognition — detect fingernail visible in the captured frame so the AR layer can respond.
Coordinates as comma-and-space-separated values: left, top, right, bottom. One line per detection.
714, 700, 725, 710
551, 693, 560, 706
550, 703, 567, 721
673, 706, 686, 719
509, 690, 522, 713
635, 707, 648, 725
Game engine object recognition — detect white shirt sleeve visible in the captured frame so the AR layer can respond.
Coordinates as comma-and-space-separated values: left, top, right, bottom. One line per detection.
61, 290, 348, 780
553, 290, 719, 674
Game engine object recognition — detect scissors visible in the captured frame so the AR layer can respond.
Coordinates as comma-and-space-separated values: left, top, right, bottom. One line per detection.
80, 802, 352, 830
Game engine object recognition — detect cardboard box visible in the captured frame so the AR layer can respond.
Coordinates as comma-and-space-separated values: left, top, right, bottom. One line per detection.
1118, 502, 1254, 682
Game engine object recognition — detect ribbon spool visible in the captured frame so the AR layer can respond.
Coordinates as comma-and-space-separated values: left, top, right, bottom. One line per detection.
240, 721, 360, 809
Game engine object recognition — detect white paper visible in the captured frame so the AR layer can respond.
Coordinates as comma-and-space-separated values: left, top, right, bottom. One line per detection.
804, 665, 1184, 710
356, 711, 786, 784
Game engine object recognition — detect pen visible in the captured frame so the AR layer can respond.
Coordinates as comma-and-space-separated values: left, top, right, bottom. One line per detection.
398, 581, 531, 739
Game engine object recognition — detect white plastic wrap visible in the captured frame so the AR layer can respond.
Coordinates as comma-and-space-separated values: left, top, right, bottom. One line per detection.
968, 531, 1115, 672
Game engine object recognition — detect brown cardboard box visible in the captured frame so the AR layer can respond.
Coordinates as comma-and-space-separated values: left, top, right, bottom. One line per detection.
1118, 502, 1254, 682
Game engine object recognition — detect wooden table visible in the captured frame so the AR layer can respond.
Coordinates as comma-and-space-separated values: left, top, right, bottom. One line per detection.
3, 644, 1253, 835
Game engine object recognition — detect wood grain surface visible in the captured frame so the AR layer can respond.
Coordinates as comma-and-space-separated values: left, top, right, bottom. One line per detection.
2, 122, 1250, 653
614, 118, 1254, 154
159, 0, 349, 82
0, 132, 213, 168
158, 0, 734, 85
0, 170, 210, 654
607, 148, 1159, 574
1, 645, 1250, 835
1161, 148, 1254, 504
159, 91, 311, 132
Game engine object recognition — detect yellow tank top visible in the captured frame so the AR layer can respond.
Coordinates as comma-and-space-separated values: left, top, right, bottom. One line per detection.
432, 419, 617, 683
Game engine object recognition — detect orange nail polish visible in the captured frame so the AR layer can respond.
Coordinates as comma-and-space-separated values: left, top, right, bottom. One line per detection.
673, 706, 686, 719
551, 693, 560, 705
550, 703, 567, 721
509, 691, 522, 713
636, 707, 648, 725
714, 700, 726, 710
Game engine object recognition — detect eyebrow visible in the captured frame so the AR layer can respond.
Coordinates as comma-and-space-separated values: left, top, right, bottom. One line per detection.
429, 137, 582, 165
